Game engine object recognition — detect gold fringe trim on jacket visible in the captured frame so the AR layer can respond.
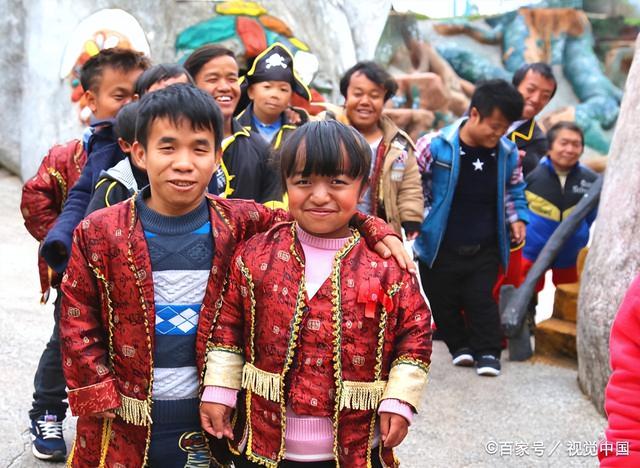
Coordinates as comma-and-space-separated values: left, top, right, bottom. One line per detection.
114, 393, 152, 426
339, 380, 387, 411
242, 363, 281, 402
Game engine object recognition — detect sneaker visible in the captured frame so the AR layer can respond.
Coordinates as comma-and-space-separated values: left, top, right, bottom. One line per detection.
452, 348, 474, 367
30, 413, 66, 461
476, 355, 501, 376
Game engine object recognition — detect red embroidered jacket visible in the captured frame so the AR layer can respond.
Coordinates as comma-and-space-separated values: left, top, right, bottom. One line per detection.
21, 139, 87, 301
60, 195, 394, 468
204, 222, 432, 468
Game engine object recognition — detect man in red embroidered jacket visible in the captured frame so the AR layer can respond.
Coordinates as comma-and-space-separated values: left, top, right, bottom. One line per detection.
59, 84, 411, 467
21, 140, 86, 462
22, 141, 87, 303
19, 48, 145, 462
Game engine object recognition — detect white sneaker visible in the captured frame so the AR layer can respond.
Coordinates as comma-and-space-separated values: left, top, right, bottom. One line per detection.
452, 348, 474, 367
476, 355, 501, 376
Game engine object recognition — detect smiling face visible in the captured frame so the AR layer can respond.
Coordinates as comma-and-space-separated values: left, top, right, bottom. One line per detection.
131, 117, 219, 217
343, 71, 385, 135
463, 107, 512, 149
548, 128, 583, 172
286, 150, 364, 239
247, 80, 292, 124
193, 55, 240, 123
517, 70, 555, 120
86, 66, 143, 120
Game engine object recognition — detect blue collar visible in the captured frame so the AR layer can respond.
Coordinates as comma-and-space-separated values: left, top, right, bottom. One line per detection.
251, 113, 282, 132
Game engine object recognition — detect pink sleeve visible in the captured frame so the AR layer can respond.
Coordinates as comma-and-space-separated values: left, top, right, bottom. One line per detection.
201, 385, 238, 408
378, 398, 414, 426
600, 275, 640, 466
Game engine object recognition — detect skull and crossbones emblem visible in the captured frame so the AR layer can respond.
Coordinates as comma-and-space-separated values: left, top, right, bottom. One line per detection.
265, 53, 288, 70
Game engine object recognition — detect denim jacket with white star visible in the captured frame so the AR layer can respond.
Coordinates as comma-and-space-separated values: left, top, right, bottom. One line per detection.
414, 118, 529, 268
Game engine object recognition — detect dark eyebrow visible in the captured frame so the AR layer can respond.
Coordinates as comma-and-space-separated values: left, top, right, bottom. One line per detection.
158, 137, 177, 144
194, 138, 211, 146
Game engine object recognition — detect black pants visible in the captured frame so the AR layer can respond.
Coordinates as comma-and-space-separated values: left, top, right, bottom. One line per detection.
29, 292, 68, 421
233, 452, 384, 468
419, 245, 502, 358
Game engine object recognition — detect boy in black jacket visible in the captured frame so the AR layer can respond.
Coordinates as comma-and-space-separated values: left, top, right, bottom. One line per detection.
86, 102, 148, 213
235, 42, 311, 150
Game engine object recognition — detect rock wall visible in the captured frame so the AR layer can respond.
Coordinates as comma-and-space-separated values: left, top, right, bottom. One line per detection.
207, 0, 391, 99
1, 0, 213, 180
0, 0, 26, 175
3, 0, 391, 180
577, 33, 640, 413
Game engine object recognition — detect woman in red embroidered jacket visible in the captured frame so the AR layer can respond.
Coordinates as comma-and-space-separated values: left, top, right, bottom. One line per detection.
200, 121, 432, 468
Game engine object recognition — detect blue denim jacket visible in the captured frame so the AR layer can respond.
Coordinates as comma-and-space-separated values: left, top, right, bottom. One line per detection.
414, 119, 529, 268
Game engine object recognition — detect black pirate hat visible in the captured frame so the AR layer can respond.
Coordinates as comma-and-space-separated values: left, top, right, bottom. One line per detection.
239, 42, 312, 101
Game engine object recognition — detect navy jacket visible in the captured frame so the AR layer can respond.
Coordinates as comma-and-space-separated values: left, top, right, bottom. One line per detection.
41, 123, 125, 273
236, 103, 302, 150
523, 156, 598, 268
209, 119, 283, 206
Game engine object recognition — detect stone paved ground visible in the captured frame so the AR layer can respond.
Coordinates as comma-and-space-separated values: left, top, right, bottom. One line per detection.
0, 169, 606, 467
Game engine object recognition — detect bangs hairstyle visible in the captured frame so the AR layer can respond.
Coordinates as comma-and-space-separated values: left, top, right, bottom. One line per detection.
134, 83, 224, 151
134, 63, 194, 96
470, 79, 524, 123
183, 45, 236, 79
80, 48, 150, 92
114, 101, 139, 145
279, 120, 371, 189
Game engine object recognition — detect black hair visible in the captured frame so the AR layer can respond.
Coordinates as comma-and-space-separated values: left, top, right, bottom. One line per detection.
114, 101, 139, 145
134, 63, 195, 96
547, 121, 584, 148
512, 62, 557, 99
183, 45, 236, 80
80, 48, 151, 92
279, 120, 371, 190
135, 83, 224, 152
470, 79, 524, 123
339, 61, 398, 102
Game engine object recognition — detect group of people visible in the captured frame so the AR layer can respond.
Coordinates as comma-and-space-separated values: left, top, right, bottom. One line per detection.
20, 40, 599, 467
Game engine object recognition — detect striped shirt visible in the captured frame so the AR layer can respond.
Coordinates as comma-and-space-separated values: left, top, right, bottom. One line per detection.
136, 190, 213, 424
